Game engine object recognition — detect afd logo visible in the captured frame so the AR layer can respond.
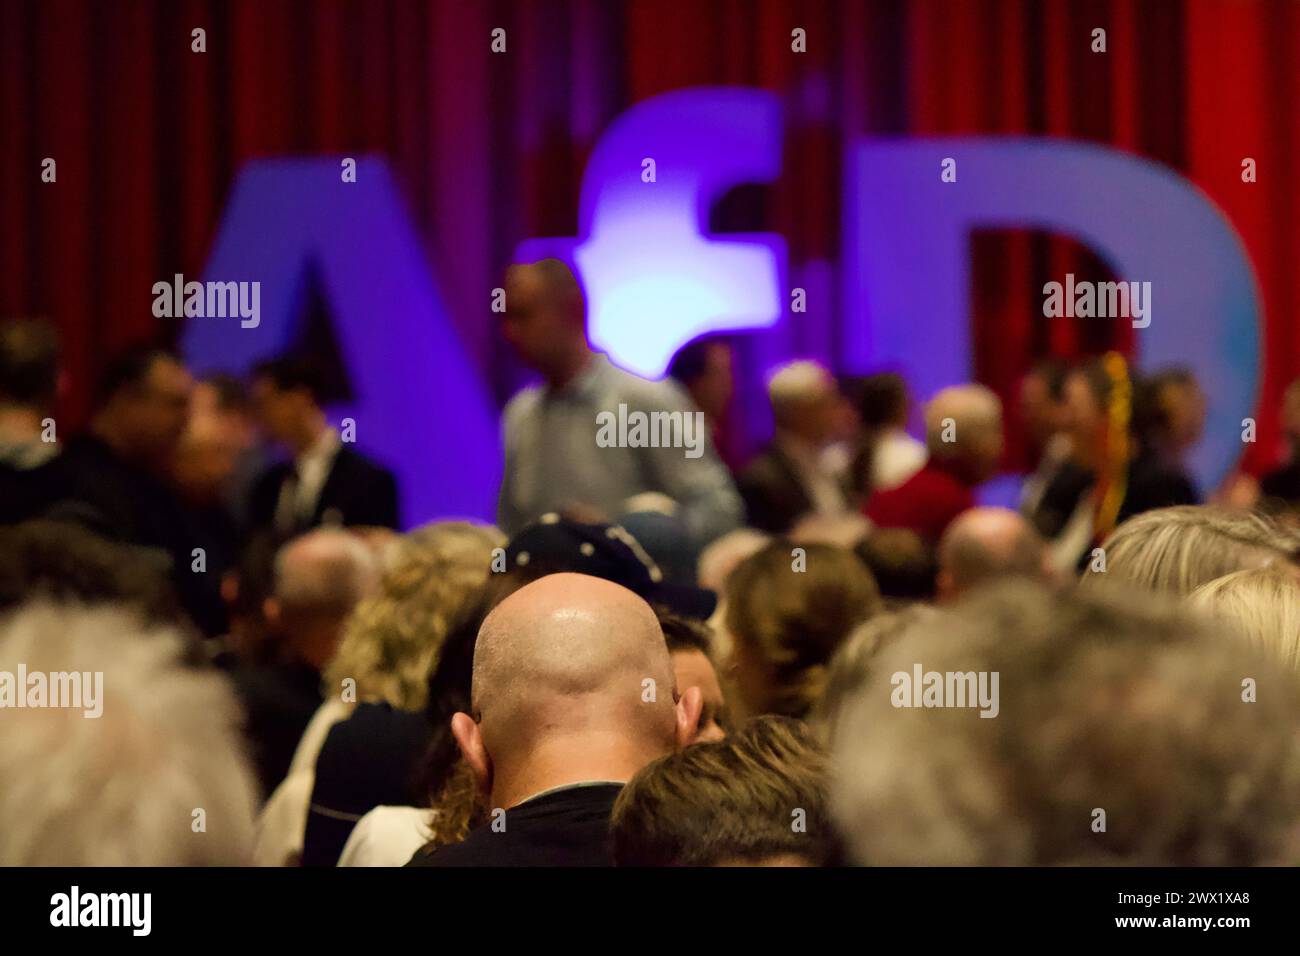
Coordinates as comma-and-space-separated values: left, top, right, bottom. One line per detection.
184, 87, 1260, 524
518, 89, 786, 379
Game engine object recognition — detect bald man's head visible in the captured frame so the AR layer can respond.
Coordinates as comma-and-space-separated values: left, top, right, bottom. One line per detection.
454, 573, 700, 807
937, 507, 1048, 600
924, 384, 1004, 482
500, 259, 589, 379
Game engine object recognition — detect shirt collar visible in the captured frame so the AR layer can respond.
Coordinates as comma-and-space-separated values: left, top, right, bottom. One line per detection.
297, 427, 340, 467
513, 779, 624, 808
547, 353, 609, 402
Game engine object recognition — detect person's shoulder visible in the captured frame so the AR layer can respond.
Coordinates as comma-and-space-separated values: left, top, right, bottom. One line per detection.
606, 362, 692, 410
404, 830, 486, 867
334, 445, 394, 480
340, 806, 432, 868
502, 383, 543, 424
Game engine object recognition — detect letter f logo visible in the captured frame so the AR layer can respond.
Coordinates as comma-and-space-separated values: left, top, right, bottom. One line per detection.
518, 88, 785, 378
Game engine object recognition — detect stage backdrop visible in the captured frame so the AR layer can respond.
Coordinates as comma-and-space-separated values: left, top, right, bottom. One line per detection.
2, 0, 1297, 521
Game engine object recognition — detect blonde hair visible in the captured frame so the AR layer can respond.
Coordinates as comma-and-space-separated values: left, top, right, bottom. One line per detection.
725, 542, 882, 718
1080, 506, 1298, 597
1191, 565, 1300, 674
324, 521, 504, 711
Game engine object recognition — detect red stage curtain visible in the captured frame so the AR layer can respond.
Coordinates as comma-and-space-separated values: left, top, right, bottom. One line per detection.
1, 0, 1295, 477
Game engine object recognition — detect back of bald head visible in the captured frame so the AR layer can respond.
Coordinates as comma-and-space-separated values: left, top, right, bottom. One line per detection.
506, 258, 585, 315
924, 384, 1002, 459
472, 573, 678, 756
273, 528, 377, 617
938, 507, 1047, 597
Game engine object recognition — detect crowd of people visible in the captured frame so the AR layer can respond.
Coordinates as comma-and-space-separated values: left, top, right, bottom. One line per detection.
4, 258, 1300, 866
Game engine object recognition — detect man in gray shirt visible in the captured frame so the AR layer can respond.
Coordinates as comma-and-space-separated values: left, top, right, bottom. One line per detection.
496, 259, 742, 548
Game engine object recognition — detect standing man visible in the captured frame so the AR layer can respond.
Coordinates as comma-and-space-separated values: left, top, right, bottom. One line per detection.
495, 259, 742, 548
249, 357, 399, 536
737, 360, 850, 533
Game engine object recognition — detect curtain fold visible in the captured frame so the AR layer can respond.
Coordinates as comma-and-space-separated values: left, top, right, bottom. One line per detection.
1, 0, 1294, 477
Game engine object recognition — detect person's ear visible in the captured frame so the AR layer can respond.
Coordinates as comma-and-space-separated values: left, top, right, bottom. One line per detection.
451, 711, 492, 797
936, 569, 955, 603
674, 685, 703, 750
262, 596, 281, 627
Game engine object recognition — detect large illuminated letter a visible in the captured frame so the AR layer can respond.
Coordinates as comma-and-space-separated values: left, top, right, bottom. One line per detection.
182, 158, 501, 524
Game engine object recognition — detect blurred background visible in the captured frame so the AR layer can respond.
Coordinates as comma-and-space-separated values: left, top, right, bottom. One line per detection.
1, 0, 1297, 506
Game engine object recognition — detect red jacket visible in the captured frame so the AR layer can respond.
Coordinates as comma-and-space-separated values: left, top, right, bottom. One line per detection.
864, 461, 974, 544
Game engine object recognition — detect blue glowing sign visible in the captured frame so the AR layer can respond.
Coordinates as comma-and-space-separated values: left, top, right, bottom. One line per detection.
518, 88, 787, 379
844, 139, 1260, 490
183, 157, 502, 526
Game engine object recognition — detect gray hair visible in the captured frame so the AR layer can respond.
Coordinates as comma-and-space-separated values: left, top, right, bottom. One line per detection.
0, 603, 259, 865
272, 528, 378, 615
832, 581, 1300, 865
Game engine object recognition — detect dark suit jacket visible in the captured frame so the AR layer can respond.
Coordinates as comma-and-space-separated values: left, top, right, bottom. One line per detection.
50, 435, 228, 635
736, 443, 815, 534
249, 446, 400, 534
406, 783, 622, 867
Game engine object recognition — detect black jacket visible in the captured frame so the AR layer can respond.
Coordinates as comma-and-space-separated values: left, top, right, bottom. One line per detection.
736, 444, 815, 534
406, 783, 623, 868
249, 446, 400, 533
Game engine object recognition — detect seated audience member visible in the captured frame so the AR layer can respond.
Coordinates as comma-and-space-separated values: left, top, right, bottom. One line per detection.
338, 589, 492, 867
1191, 565, 1300, 676
1030, 357, 1202, 574
0, 519, 187, 631
611, 716, 831, 867
256, 520, 501, 866
495, 258, 741, 547
0, 603, 259, 865
1078, 505, 1298, 597
852, 371, 927, 497
1016, 360, 1071, 518
813, 606, 939, 735
248, 356, 400, 536
218, 531, 282, 667
668, 334, 740, 472
853, 527, 937, 603
408, 573, 702, 866
235, 528, 378, 799
832, 582, 1300, 865
1260, 378, 1300, 513
0, 318, 68, 524
341, 523, 724, 867
658, 612, 729, 743
738, 360, 850, 534
725, 542, 882, 720
865, 384, 1003, 544
936, 506, 1050, 601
